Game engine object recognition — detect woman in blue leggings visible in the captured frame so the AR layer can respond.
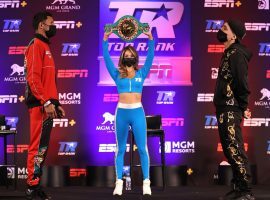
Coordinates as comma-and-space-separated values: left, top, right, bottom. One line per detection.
103, 29, 154, 196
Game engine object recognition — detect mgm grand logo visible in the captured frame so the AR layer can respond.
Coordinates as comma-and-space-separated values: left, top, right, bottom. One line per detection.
46, 0, 80, 12
4, 64, 26, 84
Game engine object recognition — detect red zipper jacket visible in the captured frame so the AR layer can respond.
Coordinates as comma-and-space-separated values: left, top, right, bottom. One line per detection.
24, 34, 60, 108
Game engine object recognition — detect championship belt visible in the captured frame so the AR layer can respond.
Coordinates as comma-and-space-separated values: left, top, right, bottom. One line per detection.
105, 15, 149, 42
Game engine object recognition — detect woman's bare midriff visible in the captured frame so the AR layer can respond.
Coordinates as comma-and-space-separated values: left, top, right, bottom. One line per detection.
119, 93, 142, 104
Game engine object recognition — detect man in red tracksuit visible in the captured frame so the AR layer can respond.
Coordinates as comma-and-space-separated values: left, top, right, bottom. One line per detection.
24, 11, 65, 200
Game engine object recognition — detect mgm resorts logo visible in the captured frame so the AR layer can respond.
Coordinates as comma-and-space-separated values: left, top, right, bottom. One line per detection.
161, 141, 195, 154
7, 167, 28, 179
59, 93, 81, 104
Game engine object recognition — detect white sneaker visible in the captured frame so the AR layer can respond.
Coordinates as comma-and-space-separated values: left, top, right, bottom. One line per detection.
143, 179, 152, 195
113, 179, 123, 196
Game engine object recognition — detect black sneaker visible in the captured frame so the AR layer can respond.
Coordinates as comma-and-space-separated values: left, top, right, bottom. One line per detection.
25, 186, 51, 200
233, 192, 255, 200
219, 189, 239, 200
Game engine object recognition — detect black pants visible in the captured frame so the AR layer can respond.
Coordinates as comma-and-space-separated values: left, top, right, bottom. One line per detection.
216, 110, 251, 191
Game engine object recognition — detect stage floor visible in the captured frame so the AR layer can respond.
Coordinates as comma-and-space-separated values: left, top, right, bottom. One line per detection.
0, 185, 270, 200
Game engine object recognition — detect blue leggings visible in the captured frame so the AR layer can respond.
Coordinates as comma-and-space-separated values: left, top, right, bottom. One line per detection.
115, 105, 150, 180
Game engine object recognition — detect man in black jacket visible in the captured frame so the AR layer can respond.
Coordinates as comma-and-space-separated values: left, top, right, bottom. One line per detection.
214, 20, 255, 200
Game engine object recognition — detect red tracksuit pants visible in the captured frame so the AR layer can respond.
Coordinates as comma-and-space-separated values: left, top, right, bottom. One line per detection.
27, 106, 53, 186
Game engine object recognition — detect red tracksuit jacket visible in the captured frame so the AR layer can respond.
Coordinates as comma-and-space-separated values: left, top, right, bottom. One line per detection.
24, 34, 59, 108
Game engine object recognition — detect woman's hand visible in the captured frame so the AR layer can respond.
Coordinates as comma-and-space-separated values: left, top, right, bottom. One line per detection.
103, 28, 114, 41
143, 30, 153, 40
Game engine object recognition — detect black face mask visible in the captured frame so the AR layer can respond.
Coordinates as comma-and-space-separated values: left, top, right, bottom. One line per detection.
217, 29, 227, 43
123, 57, 136, 67
45, 25, 57, 38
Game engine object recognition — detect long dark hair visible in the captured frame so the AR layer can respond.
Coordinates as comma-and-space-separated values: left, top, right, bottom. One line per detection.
118, 45, 139, 78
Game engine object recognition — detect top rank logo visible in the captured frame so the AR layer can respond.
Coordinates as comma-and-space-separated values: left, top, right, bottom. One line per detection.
3, 19, 22, 32
156, 91, 175, 104
0, 0, 27, 8
5, 117, 19, 130
204, 0, 242, 8
61, 43, 80, 56
58, 142, 78, 156
259, 43, 270, 56
205, 20, 224, 32
205, 115, 218, 129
